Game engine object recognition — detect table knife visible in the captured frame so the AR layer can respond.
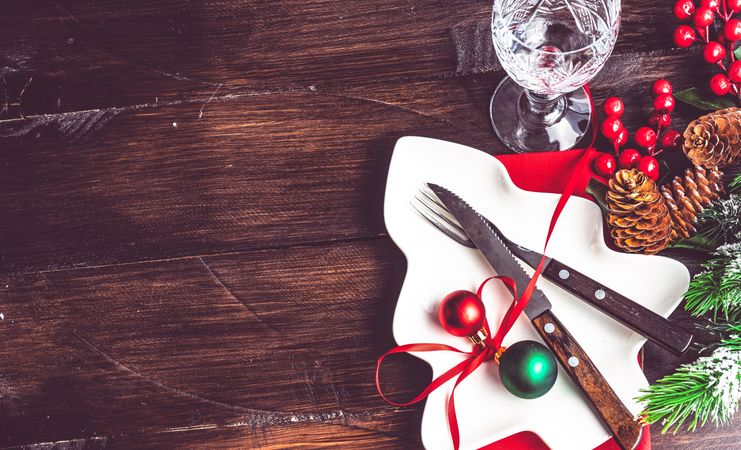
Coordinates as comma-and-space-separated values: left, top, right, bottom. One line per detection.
474, 203, 693, 355
428, 184, 643, 450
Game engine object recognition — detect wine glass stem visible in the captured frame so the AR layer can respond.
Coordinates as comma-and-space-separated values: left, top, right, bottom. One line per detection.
518, 90, 566, 128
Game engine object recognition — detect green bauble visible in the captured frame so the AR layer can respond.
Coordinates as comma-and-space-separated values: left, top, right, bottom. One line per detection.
498, 340, 558, 399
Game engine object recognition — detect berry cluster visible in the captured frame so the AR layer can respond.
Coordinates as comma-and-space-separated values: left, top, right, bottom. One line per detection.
593, 80, 683, 180
673, 0, 741, 97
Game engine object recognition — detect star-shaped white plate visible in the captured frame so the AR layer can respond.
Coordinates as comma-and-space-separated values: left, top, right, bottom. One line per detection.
383, 136, 689, 450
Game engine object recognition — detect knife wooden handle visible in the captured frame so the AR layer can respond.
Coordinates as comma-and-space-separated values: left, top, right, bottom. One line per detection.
531, 309, 643, 450
543, 261, 693, 355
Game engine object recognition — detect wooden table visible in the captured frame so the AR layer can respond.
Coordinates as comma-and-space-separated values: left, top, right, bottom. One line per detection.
1, 1, 739, 448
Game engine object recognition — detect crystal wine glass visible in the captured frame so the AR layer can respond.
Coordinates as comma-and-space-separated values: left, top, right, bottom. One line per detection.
490, 0, 620, 152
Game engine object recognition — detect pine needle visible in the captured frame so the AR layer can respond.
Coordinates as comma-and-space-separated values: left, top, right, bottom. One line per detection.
638, 339, 741, 434
696, 195, 741, 248
730, 174, 741, 195
684, 243, 741, 320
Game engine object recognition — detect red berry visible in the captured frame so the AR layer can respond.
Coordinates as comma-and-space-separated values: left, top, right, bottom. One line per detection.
725, 19, 741, 42
729, 60, 741, 82
710, 73, 732, 95
614, 127, 629, 147
593, 153, 616, 177
618, 148, 642, 169
635, 127, 658, 148
648, 112, 672, 128
674, 0, 696, 19
638, 156, 660, 181
729, 0, 741, 13
693, 7, 715, 28
660, 130, 682, 150
674, 25, 697, 48
601, 117, 623, 140
701, 0, 721, 10
703, 41, 727, 63
651, 79, 673, 97
603, 97, 625, 117
653, 94, 676, 113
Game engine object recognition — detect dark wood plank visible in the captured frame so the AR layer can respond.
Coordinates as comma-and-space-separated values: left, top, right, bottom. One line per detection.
2, 1, 678, 91
0, 240, 430, 447
5, 424, 405, 450
0, 90, 498, 275
650, 414, 741, 450
0, 0, 705, 120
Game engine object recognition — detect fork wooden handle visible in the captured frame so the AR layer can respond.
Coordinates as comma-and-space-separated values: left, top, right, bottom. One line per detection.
532, 310, 643, 450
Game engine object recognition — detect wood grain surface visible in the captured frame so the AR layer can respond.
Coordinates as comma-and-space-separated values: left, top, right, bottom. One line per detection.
1, 0, 739, 449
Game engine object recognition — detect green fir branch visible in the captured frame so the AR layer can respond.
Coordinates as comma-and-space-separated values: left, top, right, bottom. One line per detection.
684, 243, 741, 320
696, 195, 741, 249
638, 337, 741, 434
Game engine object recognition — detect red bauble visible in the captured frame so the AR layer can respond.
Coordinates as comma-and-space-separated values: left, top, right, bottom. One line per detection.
601, 117, 623, 140
603, 97, 625, 117
710, 73, 732, 95
701, 0, 721, 10
635, 127, 658, 148
704, 41, 727, 63
674, 25, 697, 48
725, 19, 741, 42
653, 94, 676, 113
638, 156, 660, 180
593, 153, 616, 177
729, 60, 741, 82
660, 130, 682, 150
729, 0, 741, 13
438, 290, 486, 337
693, 7, 715, 28
614, 127, 629, 147
618, 148, 642, 169
674, 0, 695, 19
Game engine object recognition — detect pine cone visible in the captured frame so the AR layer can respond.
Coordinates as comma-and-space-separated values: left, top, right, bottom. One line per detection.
683, 107, 741, 169
660, 166, 725, 240
606, 169, 674, 254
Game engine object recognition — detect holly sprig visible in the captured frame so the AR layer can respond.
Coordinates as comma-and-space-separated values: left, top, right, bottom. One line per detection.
673, 0, 741, 101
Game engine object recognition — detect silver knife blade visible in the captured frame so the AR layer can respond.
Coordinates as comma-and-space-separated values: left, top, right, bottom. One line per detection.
427, 183, 551, 319
483, 218, 546, 270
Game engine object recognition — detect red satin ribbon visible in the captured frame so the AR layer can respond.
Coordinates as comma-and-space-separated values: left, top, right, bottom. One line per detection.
376, 85, 599, 450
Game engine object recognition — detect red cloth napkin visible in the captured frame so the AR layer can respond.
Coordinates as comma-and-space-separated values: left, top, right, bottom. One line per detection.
479, 149, 651, 450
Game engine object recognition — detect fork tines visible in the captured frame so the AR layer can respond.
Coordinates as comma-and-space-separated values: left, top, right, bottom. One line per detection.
410, 185, 475, 248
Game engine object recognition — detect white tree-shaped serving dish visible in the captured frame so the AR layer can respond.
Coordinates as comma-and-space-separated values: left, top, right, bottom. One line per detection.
383, 136, 690, 450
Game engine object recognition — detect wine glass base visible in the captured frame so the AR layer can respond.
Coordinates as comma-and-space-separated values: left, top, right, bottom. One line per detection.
490, 77, 591, 153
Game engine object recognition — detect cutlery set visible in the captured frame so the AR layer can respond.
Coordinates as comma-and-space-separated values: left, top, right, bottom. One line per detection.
411, 183, 706, 450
